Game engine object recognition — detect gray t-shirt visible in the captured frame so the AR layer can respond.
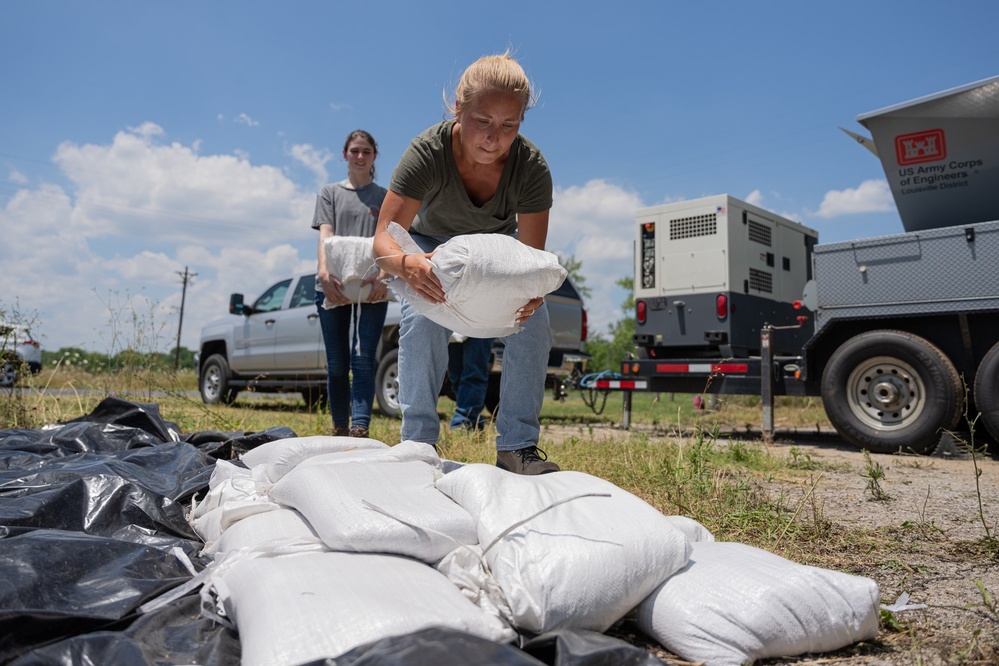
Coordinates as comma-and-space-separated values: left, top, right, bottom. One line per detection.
311, 181, 387, 236
389, 120, 552, 237
312, 181, 387, 291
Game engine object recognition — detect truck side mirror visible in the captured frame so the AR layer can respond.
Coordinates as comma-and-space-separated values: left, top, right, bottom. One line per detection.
229, 293, 246, 315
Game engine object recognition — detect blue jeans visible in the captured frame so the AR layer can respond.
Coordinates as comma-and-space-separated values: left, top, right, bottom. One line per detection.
447, 336, 494, 430
315, 293, 388, 430
398, 232, 552, 451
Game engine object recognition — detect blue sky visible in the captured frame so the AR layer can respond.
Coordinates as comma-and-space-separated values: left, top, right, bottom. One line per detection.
2, 1, 998, 354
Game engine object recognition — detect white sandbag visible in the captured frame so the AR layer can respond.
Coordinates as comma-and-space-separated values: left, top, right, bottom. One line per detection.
321, 235, 393, 306
294, 439, 442, 471
636, 541, 880, 665
213, 551, 516, 666
194, 498, 282, 546
270, 459, 477, 564
664, 515, 715, 543
386, 222, 567, 337
240, 434, 389, 483
208, 508, 326, 557
190, 469, 278, 544
208, 458, 253, 489
436, 464, 691, 633
190, 460, 256, 520
436, 544, 515, 629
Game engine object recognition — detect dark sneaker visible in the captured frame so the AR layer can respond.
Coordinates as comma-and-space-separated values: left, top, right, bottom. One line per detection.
349, 426, 369, 438
332, 426, 350, 437
496, 446, 560, 475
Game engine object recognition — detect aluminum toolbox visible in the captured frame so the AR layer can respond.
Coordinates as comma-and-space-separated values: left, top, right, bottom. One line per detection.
812, 218, 999, 331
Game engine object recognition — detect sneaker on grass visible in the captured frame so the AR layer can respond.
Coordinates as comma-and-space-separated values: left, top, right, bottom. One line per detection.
496, 446, 560, 475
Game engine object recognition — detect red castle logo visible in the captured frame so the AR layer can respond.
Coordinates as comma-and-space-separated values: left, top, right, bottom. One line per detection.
895, 129, 946, 166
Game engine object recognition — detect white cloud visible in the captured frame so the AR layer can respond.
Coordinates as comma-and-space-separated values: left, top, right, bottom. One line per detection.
815, 179, 894, 218
8, 170, 28, 184
234, 112, 260, 127
1, 140, 662, 353
2, 124, 319, 352
330, 102, 351, 112
52, 123, 312, 245
745, 188, 763, 207
289, 143, 333, 188
548, 179, 643, 337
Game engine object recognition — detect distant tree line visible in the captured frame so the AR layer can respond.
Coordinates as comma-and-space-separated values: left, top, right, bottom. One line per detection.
41, 347, 198, 372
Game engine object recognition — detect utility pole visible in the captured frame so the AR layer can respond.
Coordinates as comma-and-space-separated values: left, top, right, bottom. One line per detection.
174, 267, 197, 371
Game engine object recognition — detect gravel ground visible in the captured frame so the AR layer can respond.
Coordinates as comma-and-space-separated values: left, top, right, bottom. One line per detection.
545, 424, 999, 665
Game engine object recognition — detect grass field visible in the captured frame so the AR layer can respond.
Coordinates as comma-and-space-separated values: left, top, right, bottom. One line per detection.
2, 365, 997, 663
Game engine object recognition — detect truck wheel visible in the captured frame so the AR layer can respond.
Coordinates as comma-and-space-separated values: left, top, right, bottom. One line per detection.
821, 330, 961, 454
301, 387, 327, 411
484, 374, 501, 414
200, 354, 238, 405
0, 357, 19, 388
972, 340, 999, 442
375, 348, 401, 419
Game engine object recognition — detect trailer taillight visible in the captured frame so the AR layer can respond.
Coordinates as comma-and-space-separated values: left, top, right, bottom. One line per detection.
636, 300, 647, 324
715, 294, 728, 319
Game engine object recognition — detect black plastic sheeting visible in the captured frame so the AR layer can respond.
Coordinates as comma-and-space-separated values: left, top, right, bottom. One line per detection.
0, 397, 666, 665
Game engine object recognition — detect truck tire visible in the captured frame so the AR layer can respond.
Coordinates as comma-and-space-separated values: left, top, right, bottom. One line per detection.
820, 330, 961, 454
972, 340, 999, 443
200, 354, 238, 405
0, 356, 19, 388
301, 386, 327, 411
375, 348, 401, 419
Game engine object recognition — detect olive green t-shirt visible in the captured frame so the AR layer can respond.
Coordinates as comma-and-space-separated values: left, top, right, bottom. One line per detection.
389, 120, 553, 237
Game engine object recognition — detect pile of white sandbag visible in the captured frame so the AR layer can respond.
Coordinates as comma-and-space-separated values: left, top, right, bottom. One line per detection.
182, 435, 881, 666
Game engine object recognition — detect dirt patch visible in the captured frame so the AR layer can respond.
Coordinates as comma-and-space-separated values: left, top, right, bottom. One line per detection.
544, 423, 999, 665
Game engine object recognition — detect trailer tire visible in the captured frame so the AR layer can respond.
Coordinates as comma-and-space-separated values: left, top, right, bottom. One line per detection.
973, 340, 999, 442
821, 330, 961, 454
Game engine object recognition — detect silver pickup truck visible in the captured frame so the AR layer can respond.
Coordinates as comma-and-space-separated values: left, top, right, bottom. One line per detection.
197, 273, 590, 417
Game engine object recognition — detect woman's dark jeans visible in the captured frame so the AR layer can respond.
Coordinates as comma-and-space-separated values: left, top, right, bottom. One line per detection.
315, 292, 388, 430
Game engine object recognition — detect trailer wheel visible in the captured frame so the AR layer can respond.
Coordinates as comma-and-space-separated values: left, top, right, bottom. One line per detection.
973, 340, 999, 442
821, 330, 961, 454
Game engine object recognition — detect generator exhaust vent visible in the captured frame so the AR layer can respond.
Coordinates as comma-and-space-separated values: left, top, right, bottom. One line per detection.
670, 213, 717, 240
